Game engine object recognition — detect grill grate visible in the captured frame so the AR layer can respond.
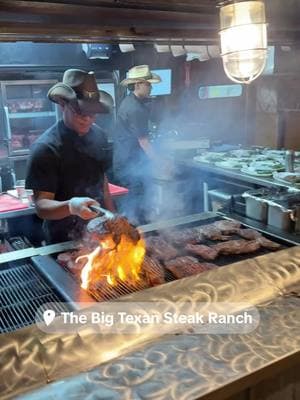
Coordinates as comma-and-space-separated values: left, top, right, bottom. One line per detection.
57, 217, 287, 303
86, 267, 175, 302
0, 263, 67, 334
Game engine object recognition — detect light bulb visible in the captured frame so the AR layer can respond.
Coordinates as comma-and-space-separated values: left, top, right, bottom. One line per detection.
219, 1, 268, 84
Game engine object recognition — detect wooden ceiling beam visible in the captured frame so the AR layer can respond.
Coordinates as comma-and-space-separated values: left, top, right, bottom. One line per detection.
0, 21, 219, 42
0, 0, 218, 13
0, 0, 298, 44
0, 1, 217, 26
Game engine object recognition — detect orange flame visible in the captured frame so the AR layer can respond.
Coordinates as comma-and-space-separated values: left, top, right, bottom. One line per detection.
77, 235, 145, 290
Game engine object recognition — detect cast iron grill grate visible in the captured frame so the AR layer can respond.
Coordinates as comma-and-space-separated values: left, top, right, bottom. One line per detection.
0, 263, 67, 334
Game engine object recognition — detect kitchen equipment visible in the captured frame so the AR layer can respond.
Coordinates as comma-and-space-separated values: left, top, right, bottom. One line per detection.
265, 192, 300, 232
243, 189, 270, 222
243, 188, 295, 224
208, 189, 233, 212
207, 188, 246, 213
267, 201, 294, 232
88, 204, 115, 220
86, 205, 116, 233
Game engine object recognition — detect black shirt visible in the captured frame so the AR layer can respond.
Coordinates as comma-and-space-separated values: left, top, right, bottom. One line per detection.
113, 93, 150, 179
26, 120, 110, 243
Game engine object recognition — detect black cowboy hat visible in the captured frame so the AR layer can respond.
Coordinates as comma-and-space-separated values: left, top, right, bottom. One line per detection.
48, 69, 113, 114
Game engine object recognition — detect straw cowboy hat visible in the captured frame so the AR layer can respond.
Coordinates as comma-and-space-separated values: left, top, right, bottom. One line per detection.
48, 69, 112, 114
120, 65, 161, 86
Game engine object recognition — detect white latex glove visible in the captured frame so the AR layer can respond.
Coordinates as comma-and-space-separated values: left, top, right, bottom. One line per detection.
69, 197, 100, 220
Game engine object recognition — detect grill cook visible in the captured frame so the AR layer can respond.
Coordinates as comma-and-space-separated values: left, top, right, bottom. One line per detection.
25, 69, 115, 244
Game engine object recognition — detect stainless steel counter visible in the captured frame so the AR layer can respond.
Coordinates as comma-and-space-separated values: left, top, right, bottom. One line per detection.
17, 292, 300, 400
179, 159, 300, 190
0, 222, 299, 400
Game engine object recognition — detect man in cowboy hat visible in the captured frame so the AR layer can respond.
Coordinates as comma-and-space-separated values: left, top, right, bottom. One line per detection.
113, 65, 162, 224
25, 68, 115, 244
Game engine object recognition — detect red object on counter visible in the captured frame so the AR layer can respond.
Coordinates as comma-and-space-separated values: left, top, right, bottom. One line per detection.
0, 194, 28, 212
0, 184, 127, 213
108, 183, 128, 196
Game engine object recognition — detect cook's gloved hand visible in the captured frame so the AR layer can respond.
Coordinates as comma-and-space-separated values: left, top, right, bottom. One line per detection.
69, 197, 100, 220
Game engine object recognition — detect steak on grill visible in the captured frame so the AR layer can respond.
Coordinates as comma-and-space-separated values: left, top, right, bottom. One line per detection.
87, 215, 140, 245
141, 256, 165, 286
212, 220, 241, 234
195, 225, 231, 241
256, 237, 281, 250
57, 249, 88, 278
146, 236, 178, 260
212, 239, 261, 255
237, 228, 262, 240
165, 256, 216, 278
162, 228, 203, 246
185, 243, 219, 260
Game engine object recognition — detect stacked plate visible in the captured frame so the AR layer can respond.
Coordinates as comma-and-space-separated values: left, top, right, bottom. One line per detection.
215, 159, 248, 169
273, 172, 300, 188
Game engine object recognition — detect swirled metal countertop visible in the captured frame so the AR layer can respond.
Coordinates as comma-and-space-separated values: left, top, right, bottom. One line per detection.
0, 244, 300, 400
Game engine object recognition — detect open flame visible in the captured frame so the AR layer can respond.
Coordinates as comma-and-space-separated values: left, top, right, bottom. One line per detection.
77, 234, 146, 290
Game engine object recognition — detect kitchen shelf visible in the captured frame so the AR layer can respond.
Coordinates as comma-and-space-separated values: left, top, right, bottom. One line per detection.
8, 111, 56, 119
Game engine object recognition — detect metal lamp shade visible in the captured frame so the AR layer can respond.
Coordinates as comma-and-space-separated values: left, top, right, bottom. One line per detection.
219, 1, 268, 84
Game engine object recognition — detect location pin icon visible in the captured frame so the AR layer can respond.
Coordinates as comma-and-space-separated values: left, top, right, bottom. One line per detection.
43, 309, 56, 326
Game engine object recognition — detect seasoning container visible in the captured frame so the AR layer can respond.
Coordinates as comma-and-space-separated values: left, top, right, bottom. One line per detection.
0, 166, 16, 191
243, 189, 270, 222
267, 200, 294, 232
285, 150, 295, 172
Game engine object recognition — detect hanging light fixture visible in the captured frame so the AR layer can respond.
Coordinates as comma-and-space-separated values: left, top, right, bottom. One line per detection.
219, 0, 268, 84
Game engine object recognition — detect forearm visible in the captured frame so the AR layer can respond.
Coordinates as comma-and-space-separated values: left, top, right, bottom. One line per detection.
35, 198, 71, 220
138, 137, 157, 161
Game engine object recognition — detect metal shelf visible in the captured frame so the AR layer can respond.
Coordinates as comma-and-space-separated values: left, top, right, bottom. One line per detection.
8, 111, 56, 119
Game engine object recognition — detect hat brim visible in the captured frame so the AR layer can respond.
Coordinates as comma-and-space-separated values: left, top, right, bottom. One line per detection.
120, 72, 161, 86
48, 83, 110, 114
48, 82, 77, 103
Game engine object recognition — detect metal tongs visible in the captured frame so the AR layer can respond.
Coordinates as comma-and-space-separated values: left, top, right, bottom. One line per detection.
86, 205, 141, 244
89, 205, 116, 220
86, 205, 116, 234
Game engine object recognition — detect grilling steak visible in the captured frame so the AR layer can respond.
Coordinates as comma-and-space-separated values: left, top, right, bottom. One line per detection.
146, 236, 178, 260
162, 228, 203, 246
212, 239, 261, 255
237, 228, 262, 240
165, 256, 216, 278
57, 249, 89, 278
256, 237, 281, 250
212, 220, 241, 234
87, 215, 140, 245
141, 256, 165, 286
195, 225, 231, 241
185, 243, 219, 260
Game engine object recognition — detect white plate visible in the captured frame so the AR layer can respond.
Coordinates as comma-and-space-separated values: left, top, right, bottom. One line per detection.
241, 168, 273, 177
215, 161, 245, 169
249, 161, 284, 171
230, 149, 255, 157
273, 172, 300, 186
